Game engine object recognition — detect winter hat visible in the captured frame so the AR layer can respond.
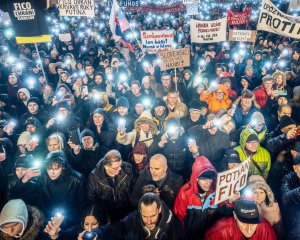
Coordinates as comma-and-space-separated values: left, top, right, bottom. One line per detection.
279, 115, 296, 129
245, 65, 254, 72
293, 86, 300, 101
224, 149, 241, 164
92, 108, 108, 119
17, 88, 30, 100
250, 112, 265, 125
132, 142, 148, 155
27, 97, 40, 106
0, 199, 28, 237
17, 131, 31, 146
262, 74, 273, 83
116, 96, 129, 109
56, 100, 71, 111
198, 170, 216, 180
189, 99, 208, 112
25, 117, 42, 128
81, 129, 95, 140
153, 98, 166, 109
246, 134, 259, 142
15, 154, 33, 169
45, 150, 67, 167
240, 76, 250, 83
183, 69, 193, 76
234, 200, 261, 224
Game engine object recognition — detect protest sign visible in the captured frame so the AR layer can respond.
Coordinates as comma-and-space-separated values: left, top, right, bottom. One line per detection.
158, 48, 190, 71
58, 0, 94, 17
186, 3, 199, 16
59, 33, 72, 42
1, 0, 51, 44
257, 0, 300, 39
182, 0, 200, 4
215, 159, 250, 204
289, 0, 300, 11
126, 3, 186, 14
141, 30, 174, 54
228, 30, 256, 42
107, 0, 140, 7
227, 6, 251, 25
190, 18, 227, 43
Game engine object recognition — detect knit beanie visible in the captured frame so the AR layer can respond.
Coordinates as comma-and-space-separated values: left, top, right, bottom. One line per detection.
81, 129, 95, 140
116, 96, 130, 109
45, 150, 67, 167
279, 115, 296, 129
153, 98, 166, 109
246, 134, 259, 142
198, 170, 216, 180
27, 97, 40, 106
189, 99, 207, 112
132, 142, 148, 155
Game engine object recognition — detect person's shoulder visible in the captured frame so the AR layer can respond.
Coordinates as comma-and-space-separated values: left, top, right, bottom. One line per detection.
205, 217, 234, 238
122, 161, 133, 175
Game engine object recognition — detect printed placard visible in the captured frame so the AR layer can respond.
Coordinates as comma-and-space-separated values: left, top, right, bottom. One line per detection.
228, 30, 256, 42
58, 0, 95, 17
141, 30, 174, 54
190, 18, 227, 43
215, 159, 250, 204
158, 48, 190, 71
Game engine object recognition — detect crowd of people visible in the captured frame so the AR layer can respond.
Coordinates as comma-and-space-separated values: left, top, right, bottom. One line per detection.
0, 1, 300, 239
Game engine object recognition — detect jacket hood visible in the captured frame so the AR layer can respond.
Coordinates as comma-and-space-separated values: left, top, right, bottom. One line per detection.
17, 88, 30, 100
213, 84, 229, 100
190, 156, 217, 192
56, 83, 72, 94
239, 128, 260, 150
247, 176, 275, 207
0, 199, 28, 237
134, 110, 158, 135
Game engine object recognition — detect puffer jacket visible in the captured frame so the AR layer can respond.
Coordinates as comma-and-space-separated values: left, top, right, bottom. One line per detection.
281, 171, 300, 239
87, 159, 134, 222
200, 85, 232, 114
235, 128, 271, 179
174, 156, 231, 239
205, 217, 277, 240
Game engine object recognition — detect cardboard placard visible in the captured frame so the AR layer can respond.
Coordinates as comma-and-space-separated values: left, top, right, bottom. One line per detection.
190, 18, 227, 43
257, 0, 300, 39
214, 159, 250, 204
141, 30, 174, 54
228, 30, 256, 42
58, 0, 95, 17
59, 33, 72, 42
158, 48, 190, 71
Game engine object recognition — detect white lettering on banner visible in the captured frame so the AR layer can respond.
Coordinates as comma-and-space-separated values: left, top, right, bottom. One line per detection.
13, 2, 36, 21
141, 30, 174, 54
190, 18, 227, 43
257, 0, 300, 39
58, 0, 94, 17
214, 159, 250, 204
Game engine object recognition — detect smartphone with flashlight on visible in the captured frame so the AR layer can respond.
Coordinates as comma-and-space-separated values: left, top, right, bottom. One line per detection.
49, 213, 64, 236
82, 86, 89, 96
118, 119, 126, 132
4, 120, 16, 133
83, 231, 98, 240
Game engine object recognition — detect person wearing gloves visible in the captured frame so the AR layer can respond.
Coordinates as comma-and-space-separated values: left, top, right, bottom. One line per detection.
0, 199, 45, 239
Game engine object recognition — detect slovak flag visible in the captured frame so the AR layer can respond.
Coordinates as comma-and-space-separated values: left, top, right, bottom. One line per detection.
109, 0, 134, 52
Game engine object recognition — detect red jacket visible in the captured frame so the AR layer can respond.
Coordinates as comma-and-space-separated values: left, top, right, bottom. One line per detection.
173, 156, 217, 223
253, 84, 271, 108
205, 217, 277, 240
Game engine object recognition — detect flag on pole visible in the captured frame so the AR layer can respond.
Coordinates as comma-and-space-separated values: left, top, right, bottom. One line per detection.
109, 0, 133, 52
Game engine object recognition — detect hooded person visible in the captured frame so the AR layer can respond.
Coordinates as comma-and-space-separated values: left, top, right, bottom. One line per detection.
20, 97, 47, 125
245, 175, 283, 238
16, 88, 31, 117
117, 110, 159, 148
68, 128, 109, 176
234, 128, 271, 179
200, 84, 232, 114
0, 199, 45, 240
151, 97, 170, 132
174, 156, 232, 239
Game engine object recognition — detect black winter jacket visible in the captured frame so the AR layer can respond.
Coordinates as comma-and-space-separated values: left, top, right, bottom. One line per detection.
87, 160, 134, 222
130, 169, 184, 209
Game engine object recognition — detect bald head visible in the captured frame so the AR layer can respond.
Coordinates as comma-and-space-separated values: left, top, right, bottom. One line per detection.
150, 154, 168, 181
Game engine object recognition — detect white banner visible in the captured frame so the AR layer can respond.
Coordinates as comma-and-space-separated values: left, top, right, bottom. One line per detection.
141, 30, 174, 54
183, 0, 200, 4
257, 0, 300, 39
215, 159, 250, 204
59, 33, 72, 42
289, 0, 300, 11
190, 18, 227, 43
228, 30, 257, 42
58, 0, 95, 17
186, 3, 199, 16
